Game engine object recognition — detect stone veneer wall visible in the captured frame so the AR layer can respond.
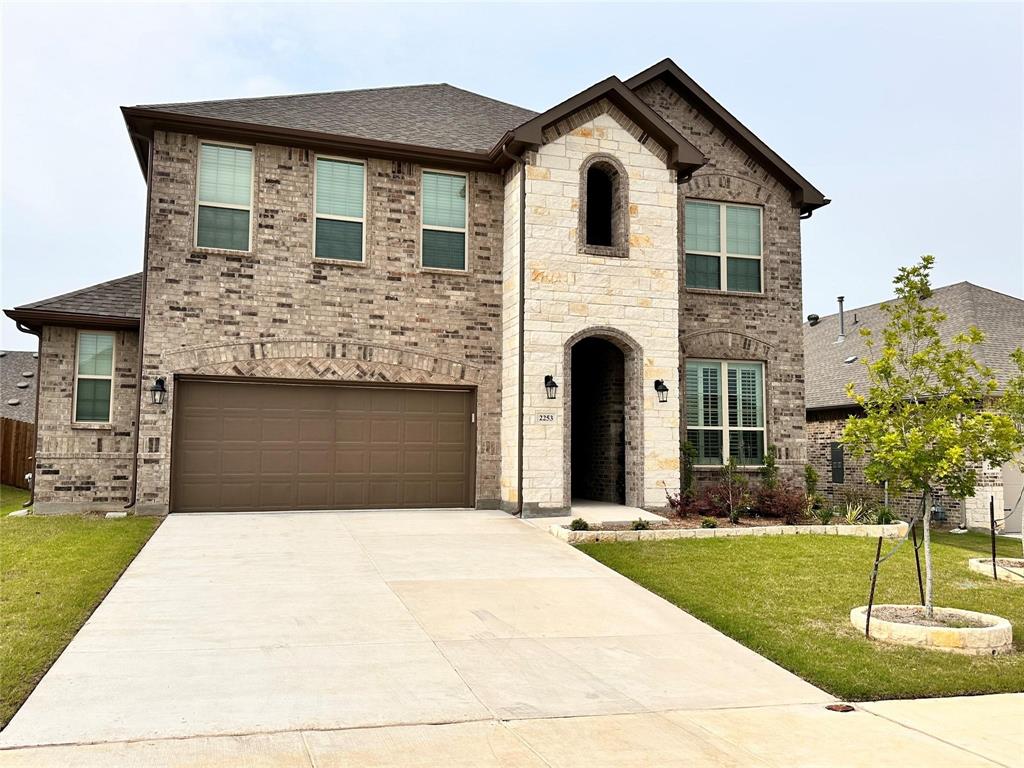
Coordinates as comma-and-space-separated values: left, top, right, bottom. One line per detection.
635, 78, 807, 489
505, 102, 681, 514
133, 132, 504, 513
32, 326, 139, 512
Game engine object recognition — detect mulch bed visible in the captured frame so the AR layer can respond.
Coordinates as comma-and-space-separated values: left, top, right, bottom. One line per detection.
871, 605, 993, 629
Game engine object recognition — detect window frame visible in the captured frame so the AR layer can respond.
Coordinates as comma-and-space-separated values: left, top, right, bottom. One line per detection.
312, 154, 368, 264
72, 330, 116, 425
684, 199, 764, 294
685, 359, 767, 467
419, 168, 469, 273
194, 140, 255, 253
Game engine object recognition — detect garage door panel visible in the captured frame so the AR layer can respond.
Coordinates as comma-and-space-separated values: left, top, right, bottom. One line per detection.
172, 381, 473, 512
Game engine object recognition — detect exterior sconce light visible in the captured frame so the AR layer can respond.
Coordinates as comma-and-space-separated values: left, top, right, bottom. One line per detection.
544, 375, 558, 400
150, 377, 167, 406
654, 379, 669, 403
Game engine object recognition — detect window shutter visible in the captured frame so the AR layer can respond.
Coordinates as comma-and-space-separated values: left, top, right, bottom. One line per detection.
316, 159, 364, 219
727, 363, 763, 428
198, 144, 252, 206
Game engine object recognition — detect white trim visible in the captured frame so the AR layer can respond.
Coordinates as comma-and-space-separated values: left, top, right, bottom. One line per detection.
420, 168, 469, 272
312, 154, 367, 263
684, 200, 764, 294
686, 359, 766, 467
72, 330, 116, 424
194, 140, 255, 253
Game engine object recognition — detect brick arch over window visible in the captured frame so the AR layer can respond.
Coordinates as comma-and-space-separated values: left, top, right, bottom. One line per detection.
562, 326, 645, 508
578, 153, 630, 258
680, 329, 774, 361
162, 338, 483, 386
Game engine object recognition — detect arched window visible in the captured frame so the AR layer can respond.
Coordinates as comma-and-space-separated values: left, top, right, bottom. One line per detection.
579, 155, 629, 257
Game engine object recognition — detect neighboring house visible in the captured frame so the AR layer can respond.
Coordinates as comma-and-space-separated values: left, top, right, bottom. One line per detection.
0, 350, 39, 490
5, 58, 829, 516
804, 283, 1024, 533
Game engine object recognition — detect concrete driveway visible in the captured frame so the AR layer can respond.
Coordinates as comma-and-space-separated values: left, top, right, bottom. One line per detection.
1, 509, 1018, 766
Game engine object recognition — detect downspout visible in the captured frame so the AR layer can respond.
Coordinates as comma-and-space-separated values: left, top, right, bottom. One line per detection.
501, 143, 527, 516
124, 134, 154, 510
15, 322, 42, 508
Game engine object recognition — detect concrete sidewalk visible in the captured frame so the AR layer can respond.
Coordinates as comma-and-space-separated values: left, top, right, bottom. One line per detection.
1, 695, 1019, 766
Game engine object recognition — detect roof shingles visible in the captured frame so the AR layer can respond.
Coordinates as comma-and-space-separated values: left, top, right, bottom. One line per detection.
14, 273, 143, 320
0, 350, 38, 424
804, 282, 1024, 411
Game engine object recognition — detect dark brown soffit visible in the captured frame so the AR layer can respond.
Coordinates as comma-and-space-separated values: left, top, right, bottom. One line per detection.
625, 59, 829, 214
4, 309, 139, 333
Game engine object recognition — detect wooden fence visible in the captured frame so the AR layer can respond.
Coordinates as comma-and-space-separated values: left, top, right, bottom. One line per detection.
1, 417, 35, 489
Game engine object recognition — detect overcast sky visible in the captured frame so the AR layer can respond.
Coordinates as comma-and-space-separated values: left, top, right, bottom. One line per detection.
2, 2, 1021, 351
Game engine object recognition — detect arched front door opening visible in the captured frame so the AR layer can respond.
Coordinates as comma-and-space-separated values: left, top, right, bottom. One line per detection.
570, 337, 626, 504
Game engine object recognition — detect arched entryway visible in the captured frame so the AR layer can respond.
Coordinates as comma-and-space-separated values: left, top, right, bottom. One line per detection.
563, 328, 644, 509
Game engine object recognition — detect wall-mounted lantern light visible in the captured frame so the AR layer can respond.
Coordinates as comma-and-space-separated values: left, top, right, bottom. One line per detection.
544, 375, 558, 400
150, 377, 167, 406
654, 379, 669, 403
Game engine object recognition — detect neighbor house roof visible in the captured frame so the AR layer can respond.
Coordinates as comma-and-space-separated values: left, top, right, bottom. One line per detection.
0, 350, 39, 424
4, 273, 143, 332
804, 282, 1024, 411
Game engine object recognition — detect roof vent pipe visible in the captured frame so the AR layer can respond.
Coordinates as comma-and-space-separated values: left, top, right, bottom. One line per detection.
837, 296, 845, 343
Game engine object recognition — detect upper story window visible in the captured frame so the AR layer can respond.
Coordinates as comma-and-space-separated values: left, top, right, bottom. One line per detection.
421, 170, 467, 271
74, 331, 115, 423
196, 142, 253, 252
579, 155, 628, 257
685, 359, 765, 466
684, 200, 762, 293
315, 157, 365, 262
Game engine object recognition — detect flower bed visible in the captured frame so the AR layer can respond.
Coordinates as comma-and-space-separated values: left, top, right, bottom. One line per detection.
968, 557, 1024, 583
551, 520, 908, 544
850, 604, 1013, 655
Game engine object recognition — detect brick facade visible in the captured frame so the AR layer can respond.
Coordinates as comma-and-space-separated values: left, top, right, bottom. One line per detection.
635, 77, 808, 488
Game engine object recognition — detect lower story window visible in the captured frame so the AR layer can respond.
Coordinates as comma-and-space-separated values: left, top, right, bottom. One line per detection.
685, 359, 765, 465
74, 331, 115, 422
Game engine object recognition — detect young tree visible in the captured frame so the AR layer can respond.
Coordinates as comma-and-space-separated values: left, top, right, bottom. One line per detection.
842, 256, 1023, 617
999, 349, 1024, 557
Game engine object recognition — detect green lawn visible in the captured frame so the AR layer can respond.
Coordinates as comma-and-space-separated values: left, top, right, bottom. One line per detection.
579, 530, 1024, 701
0, 485, 161, 727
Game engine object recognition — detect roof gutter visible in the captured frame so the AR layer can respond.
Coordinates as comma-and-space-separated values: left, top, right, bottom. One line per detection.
501, 142, 527, 517
2, 309, 138, 333
124, 134, 154, 511
13, 322, 42, 509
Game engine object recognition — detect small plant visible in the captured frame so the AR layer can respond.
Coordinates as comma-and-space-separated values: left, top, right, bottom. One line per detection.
756, 482, 807, 525
874, 506, 896, 525
631, 518, 650, 531
804, 464, 820, 499
843, 502, 864, 525
700, 516, 717, 529
759, 445, 779, 490
708, 457, 750, 523
811, 505, 835, 524
681, 440, 697, 497
569, 518, 590, 531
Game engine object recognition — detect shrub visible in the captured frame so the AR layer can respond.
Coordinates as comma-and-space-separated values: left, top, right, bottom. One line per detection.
700, 516, 718, 529
811, 505, 835, 524
569, 518, 590, 531
681, 441, 697, 497
874, 506, 896, 525
631, 518, 650, 531
755, 482, 807, 525
760, 445, 779, 490
706, 458, 751, 523
804, 464, 820, 499
842, 502, 865, 525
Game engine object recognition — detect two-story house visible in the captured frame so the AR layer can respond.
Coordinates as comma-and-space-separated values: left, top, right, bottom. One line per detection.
6, 58, 828, 516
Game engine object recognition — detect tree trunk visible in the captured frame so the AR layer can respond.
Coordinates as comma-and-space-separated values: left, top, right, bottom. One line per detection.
923, 486, 934, 619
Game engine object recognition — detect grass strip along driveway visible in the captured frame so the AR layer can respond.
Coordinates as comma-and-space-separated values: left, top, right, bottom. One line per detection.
0, 485, 160, 728
579, 530, 1024, 701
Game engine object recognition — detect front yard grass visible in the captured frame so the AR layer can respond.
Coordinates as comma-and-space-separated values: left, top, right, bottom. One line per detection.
0, 485, 161, 728
579, 530, 1024, 701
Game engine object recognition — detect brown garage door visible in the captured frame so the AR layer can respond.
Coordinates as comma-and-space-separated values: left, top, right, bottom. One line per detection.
171, 380, 474, 512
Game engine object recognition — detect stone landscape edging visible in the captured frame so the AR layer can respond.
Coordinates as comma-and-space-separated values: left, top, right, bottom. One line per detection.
967, 558, 1024, 584
551, 521, 909, 544
850, 604, 1013, 655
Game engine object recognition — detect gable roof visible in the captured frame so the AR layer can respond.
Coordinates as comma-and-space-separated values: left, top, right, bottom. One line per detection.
498, 76, 706, 174
4, 273, 143, 332
625, 59, 829, 215
804, 282, 1024, 411
0, 350, 39, 424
